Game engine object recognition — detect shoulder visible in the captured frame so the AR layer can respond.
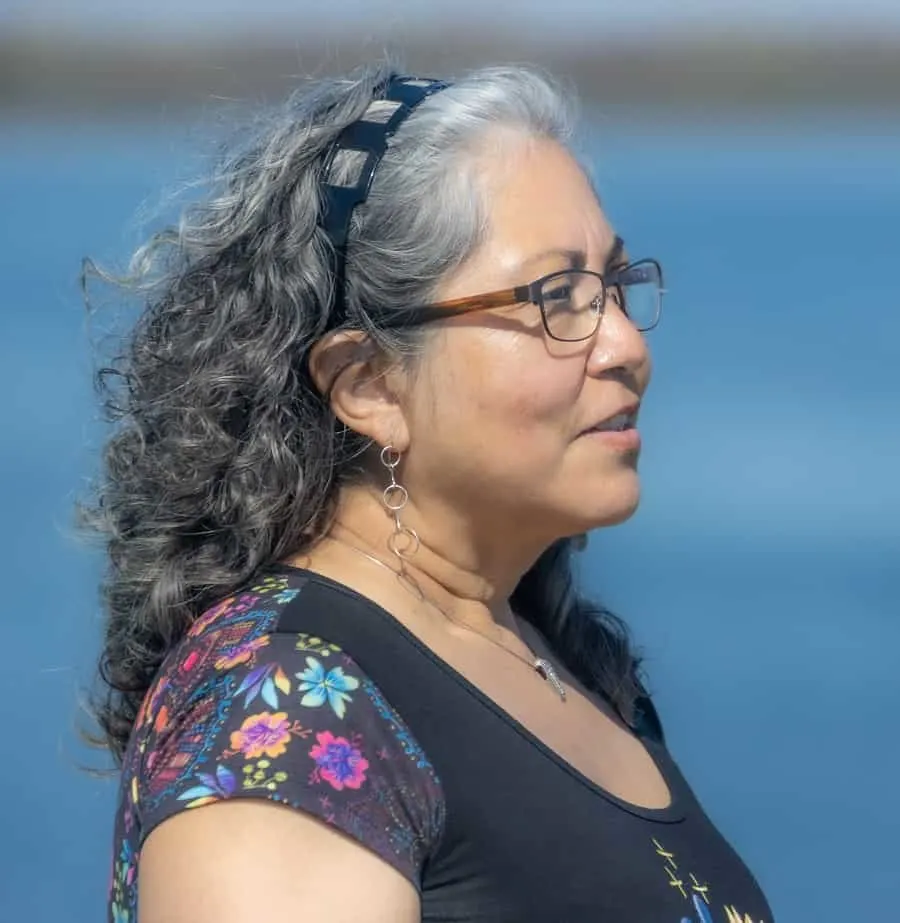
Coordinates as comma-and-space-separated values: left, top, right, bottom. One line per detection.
123, 570, 444, 885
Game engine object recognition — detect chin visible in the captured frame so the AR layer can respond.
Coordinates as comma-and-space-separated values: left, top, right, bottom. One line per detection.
598, 500, 640, 528
573, 476, 642, 532
528, 466, 642, 541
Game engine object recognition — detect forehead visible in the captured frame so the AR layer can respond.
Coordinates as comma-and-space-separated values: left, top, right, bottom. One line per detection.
479, 137, 613, 277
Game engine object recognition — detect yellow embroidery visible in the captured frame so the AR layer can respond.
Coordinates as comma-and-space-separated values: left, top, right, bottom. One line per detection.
652, 837, 678, 870
690, 873, 710, 905
664, 865, 687, 898
724, 905, 764, 923
653, 839, 767, 923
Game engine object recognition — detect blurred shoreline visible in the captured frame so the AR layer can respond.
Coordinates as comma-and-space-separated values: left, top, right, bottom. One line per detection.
3, 28, 900, 117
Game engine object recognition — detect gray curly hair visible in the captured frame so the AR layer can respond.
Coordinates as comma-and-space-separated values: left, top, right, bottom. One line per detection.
80, 61, 646, 764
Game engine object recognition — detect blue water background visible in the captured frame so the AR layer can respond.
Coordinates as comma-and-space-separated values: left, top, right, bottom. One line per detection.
1, 112, 898, 921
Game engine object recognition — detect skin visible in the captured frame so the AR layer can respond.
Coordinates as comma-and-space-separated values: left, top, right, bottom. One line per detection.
139, 135, 655, 922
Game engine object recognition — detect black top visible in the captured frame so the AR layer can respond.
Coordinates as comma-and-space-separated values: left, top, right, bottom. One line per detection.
108, 566, 774, 923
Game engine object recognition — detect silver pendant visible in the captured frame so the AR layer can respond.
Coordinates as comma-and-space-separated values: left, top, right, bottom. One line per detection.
533, 658, 567, 701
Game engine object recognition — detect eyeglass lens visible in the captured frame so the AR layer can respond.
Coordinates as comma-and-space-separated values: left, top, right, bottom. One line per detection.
539, 262, 662, 340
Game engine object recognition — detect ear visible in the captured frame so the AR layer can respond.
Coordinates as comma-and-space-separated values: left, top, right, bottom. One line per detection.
307, 330, 410, 452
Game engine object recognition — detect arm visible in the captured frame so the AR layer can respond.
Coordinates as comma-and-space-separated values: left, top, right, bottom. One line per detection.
124, 626, 442, 923
138, 798, 420, 922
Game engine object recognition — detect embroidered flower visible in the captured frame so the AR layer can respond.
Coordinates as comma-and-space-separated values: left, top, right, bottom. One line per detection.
235, 662, 291, 708
215, 635, 270, 670
177, 764, 239, 808
229, 711, 292, 759
310, 731, 369, 790
297, 657, 359, 718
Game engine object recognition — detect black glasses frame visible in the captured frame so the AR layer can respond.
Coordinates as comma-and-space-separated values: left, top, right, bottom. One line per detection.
371, 258, 665, 341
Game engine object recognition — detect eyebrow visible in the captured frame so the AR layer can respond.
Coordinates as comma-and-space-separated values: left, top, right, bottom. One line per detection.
605, 235, 627, 269
518, 235, 627, 274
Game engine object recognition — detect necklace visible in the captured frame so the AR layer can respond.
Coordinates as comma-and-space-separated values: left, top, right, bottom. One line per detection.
333, 537, 567, 702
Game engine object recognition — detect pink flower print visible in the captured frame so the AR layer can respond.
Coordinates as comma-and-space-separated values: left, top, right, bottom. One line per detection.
215, 635, 270, 670
310, 731, 369, 791
230, 711, 292, 759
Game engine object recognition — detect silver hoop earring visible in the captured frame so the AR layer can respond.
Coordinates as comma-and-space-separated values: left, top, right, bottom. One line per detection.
380, 445, 420, 560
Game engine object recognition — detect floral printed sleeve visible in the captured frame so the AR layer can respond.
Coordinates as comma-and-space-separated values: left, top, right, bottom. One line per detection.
124, 611, 444, 890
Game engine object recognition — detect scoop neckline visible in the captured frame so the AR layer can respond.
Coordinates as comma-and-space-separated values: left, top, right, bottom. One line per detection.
271, 562, 687, 824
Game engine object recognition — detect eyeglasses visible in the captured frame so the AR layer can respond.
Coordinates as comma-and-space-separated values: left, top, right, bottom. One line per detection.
373, 257, 665, 342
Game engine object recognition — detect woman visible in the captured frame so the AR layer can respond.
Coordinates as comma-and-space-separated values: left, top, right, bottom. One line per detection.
88, 63, 773, 922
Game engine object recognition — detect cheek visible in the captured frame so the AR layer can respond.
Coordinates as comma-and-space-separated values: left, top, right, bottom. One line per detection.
440, 333, 583, 446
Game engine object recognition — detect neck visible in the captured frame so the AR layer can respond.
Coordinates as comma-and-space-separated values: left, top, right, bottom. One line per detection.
325, 483, 551, 636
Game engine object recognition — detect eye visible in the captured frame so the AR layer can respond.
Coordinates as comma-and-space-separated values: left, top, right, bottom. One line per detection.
544, 282, 574, 306
541, 278, 578, 319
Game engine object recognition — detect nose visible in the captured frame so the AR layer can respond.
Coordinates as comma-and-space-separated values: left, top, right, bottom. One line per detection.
586, 299, 652, 382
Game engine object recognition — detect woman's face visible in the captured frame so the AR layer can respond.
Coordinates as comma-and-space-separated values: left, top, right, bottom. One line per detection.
400, 136, 653, 547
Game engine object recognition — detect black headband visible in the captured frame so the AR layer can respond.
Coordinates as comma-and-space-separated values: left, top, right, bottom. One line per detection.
319, 75, 451, 326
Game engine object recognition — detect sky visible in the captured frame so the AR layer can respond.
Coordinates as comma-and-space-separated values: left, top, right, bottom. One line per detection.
5, 0, 900, 39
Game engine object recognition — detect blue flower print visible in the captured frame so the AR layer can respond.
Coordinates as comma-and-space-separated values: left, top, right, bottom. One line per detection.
297, 656, 360, 718
177, 764, 238, 808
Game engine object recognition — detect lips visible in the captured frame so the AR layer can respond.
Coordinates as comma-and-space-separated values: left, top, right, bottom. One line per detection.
581, 404, 639, 435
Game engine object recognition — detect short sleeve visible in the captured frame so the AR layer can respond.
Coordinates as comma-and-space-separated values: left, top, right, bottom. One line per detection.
130, 626, 445, 886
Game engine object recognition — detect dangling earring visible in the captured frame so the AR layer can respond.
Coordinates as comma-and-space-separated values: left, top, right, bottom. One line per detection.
380, 445, 420, 561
